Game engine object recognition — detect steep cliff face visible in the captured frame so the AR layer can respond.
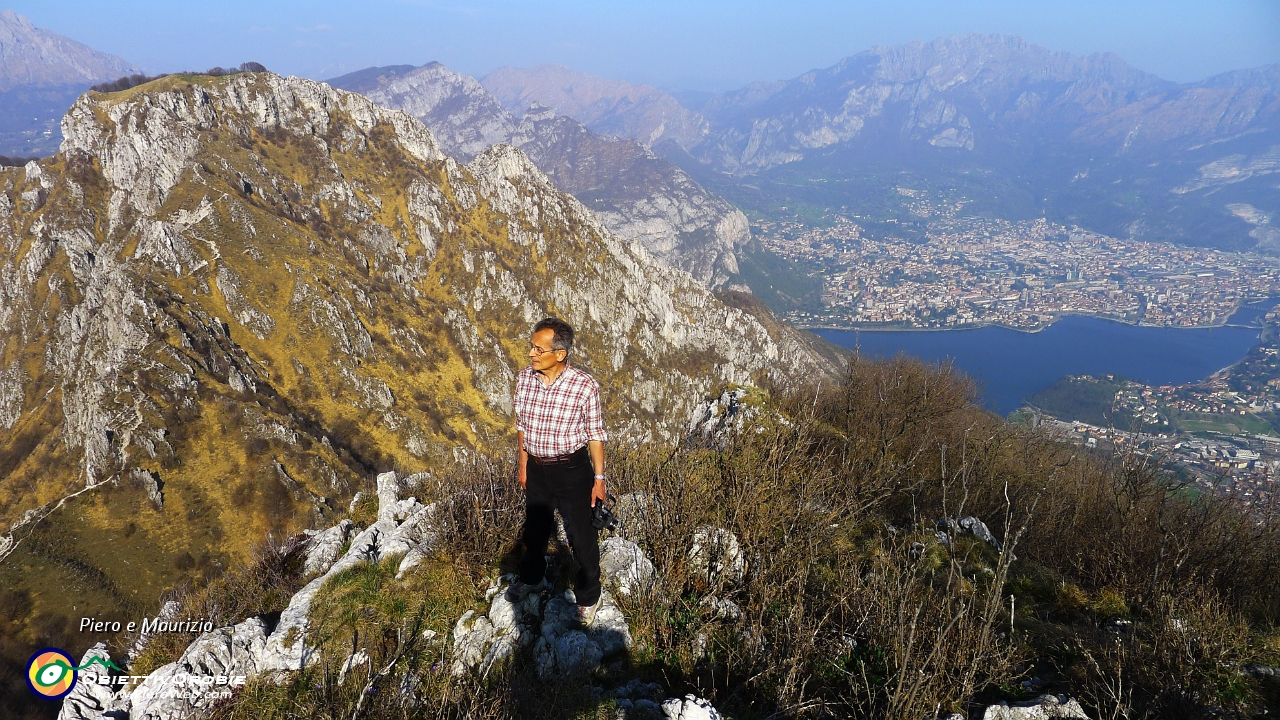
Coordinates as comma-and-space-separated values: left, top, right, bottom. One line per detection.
0, 72, 838, 629
329, 63, 747, 288
482, 64, 709, 151
333, 62, 517, 161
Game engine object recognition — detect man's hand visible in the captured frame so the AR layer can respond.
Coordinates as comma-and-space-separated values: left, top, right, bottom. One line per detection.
588, 440, 605, 506
518, 462, 527, 489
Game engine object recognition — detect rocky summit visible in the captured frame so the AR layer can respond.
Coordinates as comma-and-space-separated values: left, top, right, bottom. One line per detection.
329, 63, 749, 288
0, 71, 837, 635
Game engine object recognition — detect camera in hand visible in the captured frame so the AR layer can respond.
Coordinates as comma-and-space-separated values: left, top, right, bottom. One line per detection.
591, 494, 619, 531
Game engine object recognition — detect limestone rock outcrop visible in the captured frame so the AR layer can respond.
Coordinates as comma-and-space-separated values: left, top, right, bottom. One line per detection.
59, 469, 438, 719
980, 694, 1089, 720
56, 468, 733, 720
662, 694, 725, 720
56, 644, 119, 720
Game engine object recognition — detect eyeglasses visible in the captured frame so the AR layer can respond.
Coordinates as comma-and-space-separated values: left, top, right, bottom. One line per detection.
529, 344, 561, 357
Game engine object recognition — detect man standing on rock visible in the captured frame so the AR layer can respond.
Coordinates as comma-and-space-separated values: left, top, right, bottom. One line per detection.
507, 317, 608, 626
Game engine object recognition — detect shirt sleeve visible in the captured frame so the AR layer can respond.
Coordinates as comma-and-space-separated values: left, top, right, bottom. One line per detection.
513, 376, 526, 434
582, 380, 607, 443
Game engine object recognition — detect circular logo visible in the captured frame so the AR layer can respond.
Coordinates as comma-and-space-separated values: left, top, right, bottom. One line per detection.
26, 648, 77, 700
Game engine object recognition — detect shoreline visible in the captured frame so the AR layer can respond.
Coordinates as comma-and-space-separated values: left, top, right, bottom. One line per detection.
797, 298, 1277, 335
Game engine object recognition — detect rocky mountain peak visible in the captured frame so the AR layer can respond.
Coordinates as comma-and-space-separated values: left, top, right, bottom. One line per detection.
1201, 63, 1280, 93
331, 62, 751, 288
680, 33, 1251, 173
339, 62, 515, 160
0, 9, 139, 91
521, 101, 557, 122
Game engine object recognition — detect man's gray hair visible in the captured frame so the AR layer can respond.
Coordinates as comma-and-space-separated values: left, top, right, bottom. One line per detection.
533, 317, 575, 354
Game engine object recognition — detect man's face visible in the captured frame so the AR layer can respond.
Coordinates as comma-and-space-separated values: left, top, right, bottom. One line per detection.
529, 328, 566, 372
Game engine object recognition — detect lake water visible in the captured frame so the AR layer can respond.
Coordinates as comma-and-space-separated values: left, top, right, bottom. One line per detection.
813, 302, 1272, 416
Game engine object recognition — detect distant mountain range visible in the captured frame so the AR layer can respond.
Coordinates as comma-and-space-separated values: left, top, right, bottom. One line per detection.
482, 64, 708, 151
485, 35, 1280, 254
328, 63, 750, 288
0, 10, 139, 156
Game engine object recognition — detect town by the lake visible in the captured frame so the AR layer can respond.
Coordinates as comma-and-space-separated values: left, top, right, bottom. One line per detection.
759, 197, 1280, 511
758, 194, 1280, 331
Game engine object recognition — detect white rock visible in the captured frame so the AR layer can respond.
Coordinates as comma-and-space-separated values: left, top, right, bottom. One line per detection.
533, 591, 631, 676
337, 650, 368, 685
600, 536, 656, 595
128, 617, 269, 720
688, 386, 755, 444
451, 614, 495, 676
479, 624, 525, 676
661, 694, 724, 720
688, 526, 745, 585
382, 502, 438, 562
958, 515, 1003, 552
57, 643, 122, 720
375, 471, 401, 521
127, 600, 181, 667
981, 694, 1089, 720
395, 546, 427, 579
302, 519, 351, 575
260, 515, 398, 672
535, 628, 603, 676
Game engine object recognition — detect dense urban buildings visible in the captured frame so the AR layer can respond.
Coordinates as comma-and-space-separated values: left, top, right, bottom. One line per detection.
757, 202, 1280, 330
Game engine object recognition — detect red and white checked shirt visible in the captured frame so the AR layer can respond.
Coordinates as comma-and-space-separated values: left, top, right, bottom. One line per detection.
514, 364, 607, 458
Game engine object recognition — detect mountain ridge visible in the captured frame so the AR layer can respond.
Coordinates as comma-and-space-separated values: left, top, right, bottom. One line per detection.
330, 62, 750, 288
482, 64, 709, 151
492, 34, 1277, 253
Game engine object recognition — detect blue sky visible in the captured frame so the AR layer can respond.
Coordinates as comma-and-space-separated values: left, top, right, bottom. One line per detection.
11, 0, 1280, 90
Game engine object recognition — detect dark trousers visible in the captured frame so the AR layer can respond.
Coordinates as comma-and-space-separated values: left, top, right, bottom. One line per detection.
518, 447, 601, 606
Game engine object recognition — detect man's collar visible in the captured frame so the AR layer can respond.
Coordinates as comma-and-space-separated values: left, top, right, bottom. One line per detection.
535, 361, 571, 386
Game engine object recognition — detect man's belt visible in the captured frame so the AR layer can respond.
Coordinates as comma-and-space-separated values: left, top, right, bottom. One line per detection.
527, 446, 588, 465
